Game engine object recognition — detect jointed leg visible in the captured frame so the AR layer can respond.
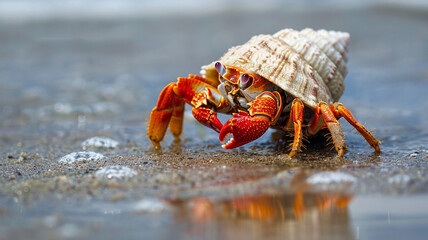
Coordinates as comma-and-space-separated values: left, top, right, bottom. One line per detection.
175, 76, 224, 133
148, 75, 225, 148
286, 99, 305, 157
330, 103, 381, 153
169, 97, 185, 138
148, 83, 185, 147
308, 101, 347, 156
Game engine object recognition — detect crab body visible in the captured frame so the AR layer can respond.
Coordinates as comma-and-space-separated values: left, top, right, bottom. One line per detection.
147, 28, 380, 156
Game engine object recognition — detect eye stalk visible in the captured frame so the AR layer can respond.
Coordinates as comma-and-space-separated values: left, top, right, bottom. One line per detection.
215, 61, 226, 76
239, 73, 253, 89
215, 61, 228, 83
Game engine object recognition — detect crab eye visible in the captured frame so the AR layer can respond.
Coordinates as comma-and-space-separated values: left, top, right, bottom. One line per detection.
239, 73, 253, 89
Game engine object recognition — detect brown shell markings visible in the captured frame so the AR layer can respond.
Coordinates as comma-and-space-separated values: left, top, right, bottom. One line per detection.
201, 28, 350, 109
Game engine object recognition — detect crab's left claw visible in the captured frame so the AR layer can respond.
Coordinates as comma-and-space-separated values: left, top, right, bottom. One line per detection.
219, 92, 281, 149
219, 111, 271, 149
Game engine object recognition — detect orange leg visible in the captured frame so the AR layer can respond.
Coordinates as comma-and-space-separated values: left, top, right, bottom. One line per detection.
147, 83, 184, 148
286, 99, 305, 157
330, 103, 381, 153
308, 101, 347, 156
169, 97, 185, 138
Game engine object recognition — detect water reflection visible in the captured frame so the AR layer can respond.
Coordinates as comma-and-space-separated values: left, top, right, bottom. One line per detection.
168, 191, 355, 239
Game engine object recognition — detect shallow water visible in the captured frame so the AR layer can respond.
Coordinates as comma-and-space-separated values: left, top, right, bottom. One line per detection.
1, 2, 428, 240
1, 193, 428, 240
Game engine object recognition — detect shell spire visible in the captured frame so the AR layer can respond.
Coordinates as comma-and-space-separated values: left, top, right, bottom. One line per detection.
201, 28, 350, 108
274, 28, 350, 101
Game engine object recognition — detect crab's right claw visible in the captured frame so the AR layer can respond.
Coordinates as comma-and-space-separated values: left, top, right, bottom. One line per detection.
219, 92, 280, 149
219, 111, 270, 149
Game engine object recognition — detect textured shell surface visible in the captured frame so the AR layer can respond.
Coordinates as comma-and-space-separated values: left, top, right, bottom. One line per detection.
201, 28, 350, 108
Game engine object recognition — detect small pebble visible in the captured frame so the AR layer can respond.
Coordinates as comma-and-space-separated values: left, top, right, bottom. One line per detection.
133, 198, 170, 213
58, 151, 106, 164
388, 174, 411, 185
408, 150, 428, 158
82, 136, 119, 149
306, 171, 357, 185
43, 214, 62, 228
58, 223, 80, 239
95, 165, 137, 179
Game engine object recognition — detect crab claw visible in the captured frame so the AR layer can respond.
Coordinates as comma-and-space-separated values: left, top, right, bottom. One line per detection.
219, 111, 270, 149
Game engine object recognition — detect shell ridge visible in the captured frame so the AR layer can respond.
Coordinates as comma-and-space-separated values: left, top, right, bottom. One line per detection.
256, 38, 275, 74
264, 34, 333, 106
300, 28, 348, 77
315, 29, 349, 77
268, 37, 305, 100
275, 29, 340, 85
273, 31, 335, 103
266, 37, 290, 81
298, 28, 347, 100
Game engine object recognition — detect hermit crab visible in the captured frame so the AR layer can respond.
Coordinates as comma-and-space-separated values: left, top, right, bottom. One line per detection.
147, 28, 381, 157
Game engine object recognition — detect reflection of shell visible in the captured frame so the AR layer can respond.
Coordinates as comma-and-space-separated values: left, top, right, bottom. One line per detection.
202, 28, 350, 108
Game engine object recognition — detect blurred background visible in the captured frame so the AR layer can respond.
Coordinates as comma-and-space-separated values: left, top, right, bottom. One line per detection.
1, 0, 428, 239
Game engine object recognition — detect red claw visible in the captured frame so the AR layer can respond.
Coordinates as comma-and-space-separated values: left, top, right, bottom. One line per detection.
219, 111, 271, 149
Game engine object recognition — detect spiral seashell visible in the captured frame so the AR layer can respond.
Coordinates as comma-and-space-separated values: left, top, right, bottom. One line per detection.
201, 28, 350, 108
